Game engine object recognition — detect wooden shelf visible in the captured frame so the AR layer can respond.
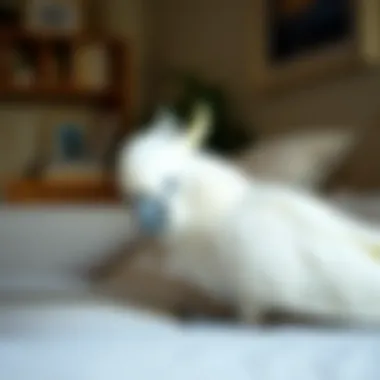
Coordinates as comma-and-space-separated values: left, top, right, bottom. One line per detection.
0, 28, 121, 44
0, 28, 128, 108
5, 178, 122, 204
0, 86, 119, 105
0, 28, 132, 204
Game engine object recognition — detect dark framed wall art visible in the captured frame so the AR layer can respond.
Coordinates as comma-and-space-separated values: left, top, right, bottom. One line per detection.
251, 0, 380, 93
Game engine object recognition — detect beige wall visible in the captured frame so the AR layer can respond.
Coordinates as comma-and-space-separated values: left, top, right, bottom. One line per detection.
144, 0, 255, 115
104, 0, 146, 113
256, 70, 380, 134
144, 0, 380, 135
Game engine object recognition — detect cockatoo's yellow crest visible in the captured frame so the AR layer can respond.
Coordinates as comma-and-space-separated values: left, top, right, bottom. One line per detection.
185, 102, 213, 149
369, 244, 380, 262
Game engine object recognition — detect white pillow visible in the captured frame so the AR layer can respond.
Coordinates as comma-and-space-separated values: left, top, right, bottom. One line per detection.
235, 129, 357, 189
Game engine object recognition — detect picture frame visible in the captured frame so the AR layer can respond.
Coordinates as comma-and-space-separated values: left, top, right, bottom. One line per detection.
251, 0, 380, 94
52, 122, 87, 163
24, 0, 85, 35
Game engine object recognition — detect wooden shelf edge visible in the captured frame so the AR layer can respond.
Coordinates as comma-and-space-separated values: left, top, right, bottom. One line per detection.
5, 178, 122, 205
0, 87, 120, 104
0, 28, 125, 45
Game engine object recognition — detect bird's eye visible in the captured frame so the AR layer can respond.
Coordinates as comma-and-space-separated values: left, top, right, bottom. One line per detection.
162, 177, 179, 196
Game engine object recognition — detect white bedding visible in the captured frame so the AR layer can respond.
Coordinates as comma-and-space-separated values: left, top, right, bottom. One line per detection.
2, 197, 380, 380
0, 295, 379, 380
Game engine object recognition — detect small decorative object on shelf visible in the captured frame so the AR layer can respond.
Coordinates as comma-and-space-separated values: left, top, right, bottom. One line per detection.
73, 42, 109, 90
0, 32, 127, 106
24, 0, 85, 35
56, 122, 87, 162
44, 121, 104, 181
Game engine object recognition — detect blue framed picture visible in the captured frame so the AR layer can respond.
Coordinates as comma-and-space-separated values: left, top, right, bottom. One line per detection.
268, 0, 353, 62
56, 123, 86, 162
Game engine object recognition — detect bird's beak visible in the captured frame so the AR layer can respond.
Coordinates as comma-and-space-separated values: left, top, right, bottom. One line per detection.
131, 194, 168, 236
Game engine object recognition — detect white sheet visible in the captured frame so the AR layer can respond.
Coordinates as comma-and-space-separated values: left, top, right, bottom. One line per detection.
0, 297, 379, 380
2, 196, 380, 380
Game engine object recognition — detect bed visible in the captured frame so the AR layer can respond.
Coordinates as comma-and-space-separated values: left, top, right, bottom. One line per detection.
1, 291, 380, 380
0, 193, 380, 379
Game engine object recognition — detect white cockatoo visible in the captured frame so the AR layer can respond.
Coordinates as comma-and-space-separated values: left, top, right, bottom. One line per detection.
117, 104, 380, 325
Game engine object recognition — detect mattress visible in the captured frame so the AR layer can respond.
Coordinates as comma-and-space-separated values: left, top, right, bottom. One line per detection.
2, 195, 380, 379
0, 296, 379, 380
